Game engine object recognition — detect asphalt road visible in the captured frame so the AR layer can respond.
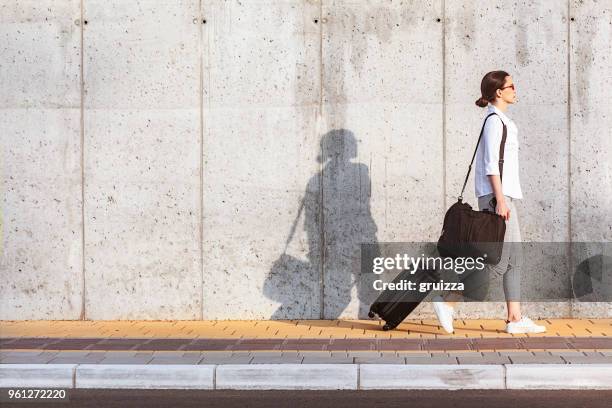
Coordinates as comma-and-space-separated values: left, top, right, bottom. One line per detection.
3, 389, 611, 408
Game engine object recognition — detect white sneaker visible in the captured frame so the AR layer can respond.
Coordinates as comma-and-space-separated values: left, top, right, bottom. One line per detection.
432, 295, 454, 333
505, 317, 547, 334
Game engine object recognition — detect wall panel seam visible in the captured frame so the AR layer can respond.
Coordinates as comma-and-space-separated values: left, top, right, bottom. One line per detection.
567, 0, 574, 318
319, 0, 325, 319
199, 0, 205, 320
442, 0, 447, 211
79, 0, 86, 321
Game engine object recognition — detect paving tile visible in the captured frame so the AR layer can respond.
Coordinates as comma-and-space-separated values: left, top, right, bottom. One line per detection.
152, 351, 191, 357
134, 339, 192, 351
198, 351, 233, 358
1, 354, 59, 364
520, 338, 572, 349
347, 351, 382, 358
328, 340, 377, 351
396, 352, 431, 358
148, 355, 205, 365
471, 339, 523, 350
88, 344, 139, 351
1, 321, 609, 358
96, 339, 145, 346
98, 355, 154, 365
355, 356, 406, 364
583, 351, 606, 357
447, 352, 483, 357
7, 338, 59, 349
424, 339, 472, 351
480, 352, 507, 358
301, 356, 354, 364
378, 340, 422, 351
567, 337, 612, 349
198, 355, 253, 364
237, 338, 284, 345
0, 319, 612, 340
561, 355, 612, 364
297, 350, 332, 356
51, 351, 94, 357
230, 351, 253, 357
231, 344, 280, 351
250, 356, 304, 364
509, 352, 565, 364
429, 352, 450, 357
404, 356, 458, 365
94, 351, 138, 358
182, 340, 234, 351
281, 343, 327, 351
49, 338, 101, 350
281, 339, 330, 345
49, 355, 107, 364
497, 351, 537, 356
0, 351, 44, 358
247, 351, 283, 358
3, 351, 59, 359
548, 351, 590, 357
457, 355, 511, 365
281, 344, 327, 351
277, 351, 300, 357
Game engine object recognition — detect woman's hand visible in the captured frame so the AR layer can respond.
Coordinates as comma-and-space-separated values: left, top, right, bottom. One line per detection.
486, 175, 509, 220
495, 198, 511, 221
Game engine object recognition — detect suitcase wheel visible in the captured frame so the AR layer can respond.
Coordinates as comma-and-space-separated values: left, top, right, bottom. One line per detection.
382, 324, 391, 331
368, 310, 376, 318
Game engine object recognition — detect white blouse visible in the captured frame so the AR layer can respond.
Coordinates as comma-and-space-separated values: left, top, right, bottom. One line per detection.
474, 103, 523, 199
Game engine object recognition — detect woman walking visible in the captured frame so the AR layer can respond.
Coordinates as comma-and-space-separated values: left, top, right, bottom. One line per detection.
432, 71, 546, 334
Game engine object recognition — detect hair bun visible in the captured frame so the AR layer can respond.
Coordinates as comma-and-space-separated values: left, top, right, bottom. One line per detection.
475, 96, 488, 107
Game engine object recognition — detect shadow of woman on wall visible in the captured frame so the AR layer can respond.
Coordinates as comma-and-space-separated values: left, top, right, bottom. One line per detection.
264, 129, 380, 319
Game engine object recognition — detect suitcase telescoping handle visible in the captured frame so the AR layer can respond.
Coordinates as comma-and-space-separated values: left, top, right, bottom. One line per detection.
458, 112, 507, 205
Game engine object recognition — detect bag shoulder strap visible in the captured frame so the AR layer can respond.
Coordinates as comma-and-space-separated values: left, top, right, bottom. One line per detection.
498, 116, 508, 183
282, 197, 305, 254
458, 112, 507, 200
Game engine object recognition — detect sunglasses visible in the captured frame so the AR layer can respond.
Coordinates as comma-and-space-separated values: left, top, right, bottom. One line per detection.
500, 84, 516, 91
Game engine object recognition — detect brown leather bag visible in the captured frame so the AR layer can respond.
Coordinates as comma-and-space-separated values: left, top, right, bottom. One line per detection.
437, 112, 507, 265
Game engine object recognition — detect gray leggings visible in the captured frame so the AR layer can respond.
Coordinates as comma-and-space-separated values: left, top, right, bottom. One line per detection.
477, 193, 523, 301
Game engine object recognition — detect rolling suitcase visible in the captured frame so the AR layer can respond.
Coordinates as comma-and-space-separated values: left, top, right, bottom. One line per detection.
368, 267, 440, 331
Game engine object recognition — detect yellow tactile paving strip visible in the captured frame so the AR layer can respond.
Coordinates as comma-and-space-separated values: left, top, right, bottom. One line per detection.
1, 319, 610, 339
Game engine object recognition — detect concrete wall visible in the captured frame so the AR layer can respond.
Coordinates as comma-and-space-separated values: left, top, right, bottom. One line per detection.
1, 0, 610, 320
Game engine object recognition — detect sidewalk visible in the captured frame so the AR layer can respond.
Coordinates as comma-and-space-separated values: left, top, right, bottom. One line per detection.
1, 319, 611, 390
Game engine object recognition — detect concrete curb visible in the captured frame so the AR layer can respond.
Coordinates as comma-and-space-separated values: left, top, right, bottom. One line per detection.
360, 364, 505, 389
506, 364, 612, 390
216, 364, 357, 390
0, 364, 76, 388
1, 364, 611, 390
76, 364, 215, 389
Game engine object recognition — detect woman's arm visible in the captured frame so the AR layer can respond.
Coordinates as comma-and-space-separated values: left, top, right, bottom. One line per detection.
482, 116, 510, 220
487, 174, 510, 220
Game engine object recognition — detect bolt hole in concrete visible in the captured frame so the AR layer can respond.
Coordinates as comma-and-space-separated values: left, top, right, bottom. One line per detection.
203, 19, 207, 24
314, 19, 318, 24
437, 18, 441, 22
84, 20, 88, 25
